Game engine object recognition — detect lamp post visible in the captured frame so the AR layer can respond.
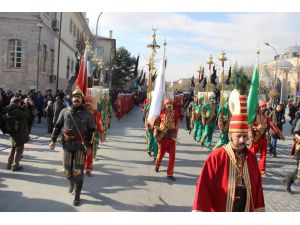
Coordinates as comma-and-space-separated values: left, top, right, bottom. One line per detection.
56, 12, 63, 93
265, 42, 279, 103
94, 12, 103, 56
36, 22, 43, 91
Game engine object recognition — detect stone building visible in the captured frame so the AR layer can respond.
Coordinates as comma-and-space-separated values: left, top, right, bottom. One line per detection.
94, 32, 116, 88
0, 12, 92, 94
263, 45, 300, 102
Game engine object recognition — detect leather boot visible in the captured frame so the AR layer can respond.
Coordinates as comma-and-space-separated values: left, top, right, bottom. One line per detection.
284, 179, 292, 194
73, 181, 83, 206
73, 193, 80, 206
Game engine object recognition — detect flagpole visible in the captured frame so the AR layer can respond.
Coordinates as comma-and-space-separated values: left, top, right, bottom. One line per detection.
196, 65, 202, 94
219, 51, 227, 108
206, 55, 214, 103
162, 37, 167, 94
147, 28, 160, 104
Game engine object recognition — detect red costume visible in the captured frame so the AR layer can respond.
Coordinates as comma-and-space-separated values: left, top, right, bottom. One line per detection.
249, 102, 283, 174
192, 145, 265, 212
84, 95, 104, 174
154, 99, 179, 177
193, 91, 265, 212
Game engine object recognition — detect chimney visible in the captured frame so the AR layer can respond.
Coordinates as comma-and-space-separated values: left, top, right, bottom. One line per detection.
109, 30, 113, 38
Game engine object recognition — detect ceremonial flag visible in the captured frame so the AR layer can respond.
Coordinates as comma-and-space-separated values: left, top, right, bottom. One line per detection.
247, 60, 259, 125
210, 65, 217, 85
133, 55, 139, 78
199, 68, 204, 83
191, 76, 195, 88
225, 66, 232, 85
75, 47, 88, 95
147, 58, 166, 126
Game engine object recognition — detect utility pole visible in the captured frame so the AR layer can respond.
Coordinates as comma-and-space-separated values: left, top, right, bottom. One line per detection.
36, 22, 43, 91
56, 12, 62, 93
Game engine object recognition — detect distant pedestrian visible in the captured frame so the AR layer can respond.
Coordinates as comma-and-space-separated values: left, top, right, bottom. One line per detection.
45, 100, 54, 133
269, 104, 285, 157
288, 100, 297, 124
284, 116, 300, 194
52, 95, 65, 126
6, 96, 30, 171
36, 91, 44, 123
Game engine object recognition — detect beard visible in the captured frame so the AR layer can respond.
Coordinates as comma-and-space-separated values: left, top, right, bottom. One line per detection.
233, 143, 246, 152
72, 100, 81, 107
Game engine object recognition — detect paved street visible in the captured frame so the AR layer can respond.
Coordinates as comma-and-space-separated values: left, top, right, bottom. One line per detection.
0, 106, 300, 212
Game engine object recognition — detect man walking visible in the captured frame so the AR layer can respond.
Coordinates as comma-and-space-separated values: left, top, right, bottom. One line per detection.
153, 97, 179, 181
6, 96, 30, 171
49, 87, 95, 206
192, 92, 265, 212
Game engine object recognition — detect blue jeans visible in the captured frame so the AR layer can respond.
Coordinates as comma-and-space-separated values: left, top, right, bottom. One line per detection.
270, 135, 278, 155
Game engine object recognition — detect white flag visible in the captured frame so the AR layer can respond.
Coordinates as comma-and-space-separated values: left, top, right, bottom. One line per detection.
147, 58, 166, 126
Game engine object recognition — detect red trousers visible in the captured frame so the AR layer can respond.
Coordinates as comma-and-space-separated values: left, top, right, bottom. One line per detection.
156, 138, 176, 176
85, 150, 94, 172
249, 138, 267, 173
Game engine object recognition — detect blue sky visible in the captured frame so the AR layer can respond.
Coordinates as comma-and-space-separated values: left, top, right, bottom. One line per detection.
85, 12, 300, 82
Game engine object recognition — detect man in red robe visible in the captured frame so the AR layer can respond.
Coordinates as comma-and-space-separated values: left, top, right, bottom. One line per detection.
192, 93, 265, 212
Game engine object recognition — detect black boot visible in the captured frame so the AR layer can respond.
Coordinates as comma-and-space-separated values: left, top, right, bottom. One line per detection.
73, 193, 80, 206
73, 181, 83, 206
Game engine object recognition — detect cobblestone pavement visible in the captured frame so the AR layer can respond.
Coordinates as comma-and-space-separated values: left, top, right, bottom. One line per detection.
0, 107, 299, 212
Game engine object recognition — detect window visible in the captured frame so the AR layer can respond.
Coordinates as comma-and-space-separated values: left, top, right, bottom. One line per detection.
42, 44, 47, 72
96, 46, 104, 57
50, 49, 54, 74
8, 39, 22, 68
69, 19, 73, 33
71, 59, 74, 73
66, 57, 70, 79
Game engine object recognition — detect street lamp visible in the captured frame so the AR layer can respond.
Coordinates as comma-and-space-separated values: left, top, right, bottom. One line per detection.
94, 12, 103, 56
36, 22, 43, 91
265, 42, 280, 103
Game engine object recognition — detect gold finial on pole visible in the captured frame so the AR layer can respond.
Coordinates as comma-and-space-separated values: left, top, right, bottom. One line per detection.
219, 51, 227, 107
219, 50, 227, 67
146, 28, 160, 104
196, 65, 202, 93
206, 55, 214, 102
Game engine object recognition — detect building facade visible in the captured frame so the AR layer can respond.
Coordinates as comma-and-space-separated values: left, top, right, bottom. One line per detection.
94, 32, 116, 88
0, 12, 92, 94
263, 45, 300, 103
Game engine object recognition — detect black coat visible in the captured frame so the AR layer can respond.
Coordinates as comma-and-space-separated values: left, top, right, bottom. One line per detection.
7, 103, 30, 146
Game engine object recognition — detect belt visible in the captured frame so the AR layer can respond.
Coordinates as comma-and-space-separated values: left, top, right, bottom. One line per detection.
63, 129, 83, 143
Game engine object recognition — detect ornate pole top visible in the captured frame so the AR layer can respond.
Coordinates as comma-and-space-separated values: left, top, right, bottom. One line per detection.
197, 65, 202, 73
256, 48, 260, 56
147, 28, 160, 51
206, 55, 214, 70
219, 51, 227, 67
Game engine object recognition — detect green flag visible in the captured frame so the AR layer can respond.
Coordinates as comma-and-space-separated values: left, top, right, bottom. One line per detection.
247, 63, 259, 125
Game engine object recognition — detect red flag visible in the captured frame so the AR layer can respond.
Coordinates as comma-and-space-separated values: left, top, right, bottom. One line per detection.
75, 47, 88, 95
